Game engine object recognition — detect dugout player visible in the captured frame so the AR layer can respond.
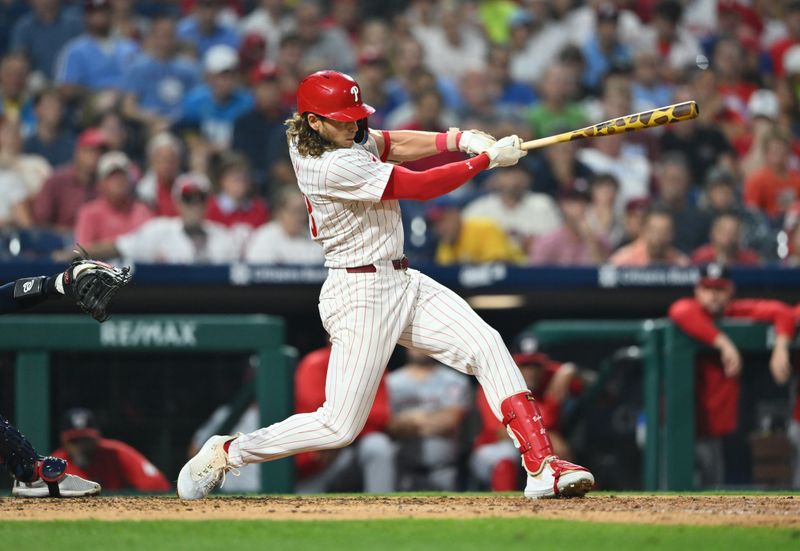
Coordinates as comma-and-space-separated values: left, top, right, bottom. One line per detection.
51, 408, 171, 493
471, 342, 583, 492
386, 349, 470, 492
669, 263, 795, 486
1, 255, 130, 497
179, 70, 595, 500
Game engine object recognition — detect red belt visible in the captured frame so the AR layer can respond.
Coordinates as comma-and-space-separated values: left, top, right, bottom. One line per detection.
345, 256, 409, 273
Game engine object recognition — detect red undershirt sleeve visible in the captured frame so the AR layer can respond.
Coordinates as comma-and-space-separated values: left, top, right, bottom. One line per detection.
725, 299, 797, 339
381, 153, 490, 201
668, 298, 720, 345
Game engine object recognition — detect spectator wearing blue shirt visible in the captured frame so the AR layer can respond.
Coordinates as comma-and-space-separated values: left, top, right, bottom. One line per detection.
581, 5, 631, 93
179, 44, 254, 150
631, 49, 674, 111
487, 45, 537, 109
10, 0, 83, 79
55, 0, 139, 102
176, 0, 240, 59
23, 88, 75, 168
232, 62, 290, 193
122, 16, 201, 133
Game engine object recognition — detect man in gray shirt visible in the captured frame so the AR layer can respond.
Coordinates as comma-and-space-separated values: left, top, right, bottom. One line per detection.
387, 349, 470, 491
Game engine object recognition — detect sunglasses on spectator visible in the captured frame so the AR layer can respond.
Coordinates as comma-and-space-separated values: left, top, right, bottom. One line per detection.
181, 192, 208, 204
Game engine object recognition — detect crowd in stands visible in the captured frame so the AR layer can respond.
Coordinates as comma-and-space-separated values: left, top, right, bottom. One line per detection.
1, 0, 800, 268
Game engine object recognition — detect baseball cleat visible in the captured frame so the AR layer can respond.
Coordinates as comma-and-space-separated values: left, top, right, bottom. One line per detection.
177, 435, 238, 500
523, 456, 594, 499
12, 474, 101, 498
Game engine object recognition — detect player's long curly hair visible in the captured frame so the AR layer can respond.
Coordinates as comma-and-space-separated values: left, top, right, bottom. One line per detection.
285, 113, 338, 157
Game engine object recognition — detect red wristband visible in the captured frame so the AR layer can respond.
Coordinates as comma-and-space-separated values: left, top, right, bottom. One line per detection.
435, 130, 463, 152
435, 132, 448, 153
380, 131, 391, 162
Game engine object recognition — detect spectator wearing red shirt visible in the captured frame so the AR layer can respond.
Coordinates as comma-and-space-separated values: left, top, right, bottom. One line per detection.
72, 152, 153, 248
205, 153, 269, 228
32, 128, 106, 232
768, 1, 800, 78
691, 212, 761, 267
135, 133, 183, 217
471, 341, 583, 492
294, 345, 395, 493
668, 264, 794, 486
744, 129, 800, 219
51, 408, 171, 492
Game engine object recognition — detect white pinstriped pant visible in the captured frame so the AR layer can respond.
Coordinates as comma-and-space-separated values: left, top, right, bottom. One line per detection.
228, 263, 527, 468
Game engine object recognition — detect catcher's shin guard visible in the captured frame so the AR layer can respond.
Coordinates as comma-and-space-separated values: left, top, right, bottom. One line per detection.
500, 392, 555, 475
0, 415, 67, 496
0, 414, 40, 483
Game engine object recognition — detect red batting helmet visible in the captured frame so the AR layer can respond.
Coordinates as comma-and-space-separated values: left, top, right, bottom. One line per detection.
296, 70, 375, 122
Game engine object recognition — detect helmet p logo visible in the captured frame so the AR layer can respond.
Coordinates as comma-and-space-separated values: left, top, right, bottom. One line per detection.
350, 85, 359, 104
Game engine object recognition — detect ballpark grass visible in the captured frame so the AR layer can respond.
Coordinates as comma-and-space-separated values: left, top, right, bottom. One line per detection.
2, 519, 799, 551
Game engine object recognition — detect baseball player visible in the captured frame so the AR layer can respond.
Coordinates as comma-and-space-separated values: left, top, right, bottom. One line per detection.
179, 70, 595, 500
669, 263, 795, 486
51, 408, 172, 493
1, 254, 131, 497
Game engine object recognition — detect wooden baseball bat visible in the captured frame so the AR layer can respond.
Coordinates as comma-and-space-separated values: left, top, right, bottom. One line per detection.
520, 101, 699, 151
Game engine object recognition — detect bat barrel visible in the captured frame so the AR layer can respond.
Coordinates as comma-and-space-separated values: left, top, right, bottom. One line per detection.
582, 101, 698, 138
520, 101, 699, 151
636, 100, 698, 125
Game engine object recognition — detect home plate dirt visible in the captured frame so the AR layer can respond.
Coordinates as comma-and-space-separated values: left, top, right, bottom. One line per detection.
1, 495, 798, 527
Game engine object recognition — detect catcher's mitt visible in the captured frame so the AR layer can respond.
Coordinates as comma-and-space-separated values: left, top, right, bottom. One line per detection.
62, 249, 132, 323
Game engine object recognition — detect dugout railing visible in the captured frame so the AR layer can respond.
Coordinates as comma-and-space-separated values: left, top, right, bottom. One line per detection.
530, 319, 786, 491
2, 314, 294, 493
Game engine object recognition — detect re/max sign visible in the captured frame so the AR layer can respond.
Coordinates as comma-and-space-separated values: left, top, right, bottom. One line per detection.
100, 321, 198, 347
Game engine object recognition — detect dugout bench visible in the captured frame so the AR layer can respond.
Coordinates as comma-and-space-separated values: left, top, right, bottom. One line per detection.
530, 319, 786, 491
2, 314, 295, 493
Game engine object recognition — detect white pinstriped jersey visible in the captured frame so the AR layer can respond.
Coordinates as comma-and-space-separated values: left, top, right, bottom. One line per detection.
290, 136, 403, 268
